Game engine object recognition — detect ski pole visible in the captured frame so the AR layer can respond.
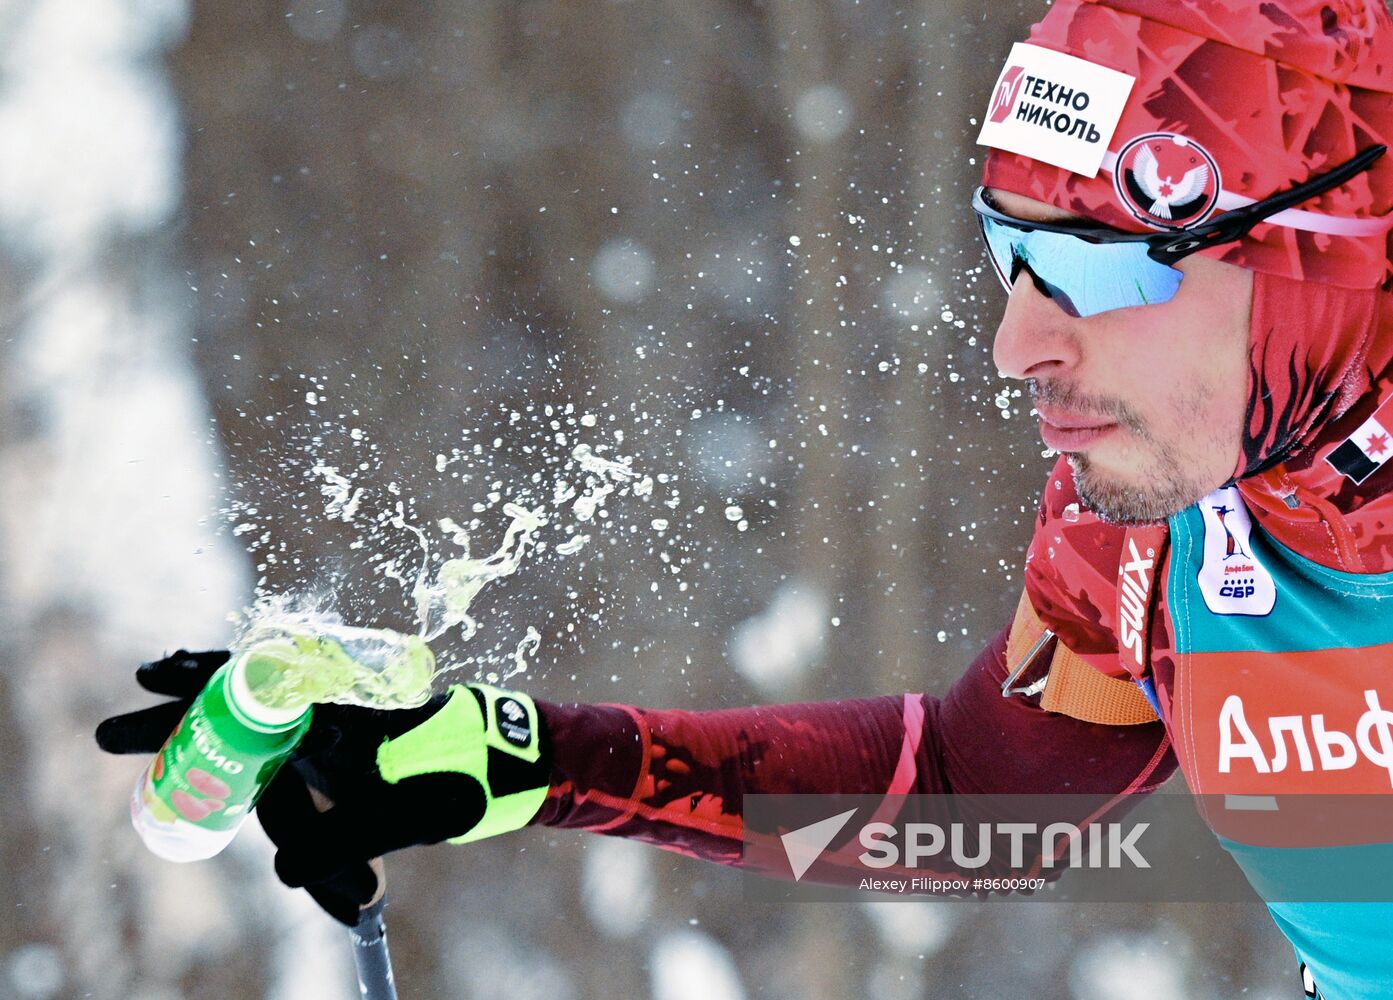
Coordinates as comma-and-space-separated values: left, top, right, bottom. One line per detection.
351, 900, 396, 1000
308, 788, 399, 1000
350, 881, 398, 1000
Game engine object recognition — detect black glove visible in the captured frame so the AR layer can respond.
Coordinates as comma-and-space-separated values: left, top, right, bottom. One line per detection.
97, 650, 552, 925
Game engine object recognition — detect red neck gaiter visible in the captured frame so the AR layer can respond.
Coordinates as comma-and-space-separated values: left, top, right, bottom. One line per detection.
1239, 280, 1393, 571
1240, 273, 1386, 477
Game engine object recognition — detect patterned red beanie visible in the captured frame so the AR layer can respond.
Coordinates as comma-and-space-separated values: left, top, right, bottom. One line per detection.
981, 0, 1393, 290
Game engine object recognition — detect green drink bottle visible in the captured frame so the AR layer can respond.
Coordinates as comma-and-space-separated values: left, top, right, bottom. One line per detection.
131, 646, 313, 862
132, 622, 436, 862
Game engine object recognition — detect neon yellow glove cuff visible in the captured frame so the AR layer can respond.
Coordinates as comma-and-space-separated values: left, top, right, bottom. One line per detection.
376, 684, 548, 843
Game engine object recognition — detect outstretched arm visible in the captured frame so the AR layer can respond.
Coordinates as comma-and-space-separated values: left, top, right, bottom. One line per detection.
534, 623, 1176, 874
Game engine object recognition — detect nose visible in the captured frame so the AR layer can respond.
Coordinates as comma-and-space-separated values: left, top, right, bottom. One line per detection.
991, 267, 1083, 380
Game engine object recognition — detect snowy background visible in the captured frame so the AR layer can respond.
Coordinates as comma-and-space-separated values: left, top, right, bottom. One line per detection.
0, 0, 1297, 997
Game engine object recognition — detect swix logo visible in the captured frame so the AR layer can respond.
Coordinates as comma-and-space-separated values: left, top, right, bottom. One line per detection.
1118, 537, 1155, 670
988, 66, 1025, 123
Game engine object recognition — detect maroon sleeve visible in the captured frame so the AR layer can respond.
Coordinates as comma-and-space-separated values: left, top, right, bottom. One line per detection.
532, 624, 1177, 876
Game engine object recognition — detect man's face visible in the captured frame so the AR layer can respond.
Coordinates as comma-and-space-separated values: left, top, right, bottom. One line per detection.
988, 189, 1254, 525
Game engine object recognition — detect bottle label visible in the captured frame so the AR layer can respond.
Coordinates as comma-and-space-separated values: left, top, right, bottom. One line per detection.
143, 693, 288, 832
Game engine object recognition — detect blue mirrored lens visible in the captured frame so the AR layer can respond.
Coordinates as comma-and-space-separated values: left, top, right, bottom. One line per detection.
979, 216, 1184, 318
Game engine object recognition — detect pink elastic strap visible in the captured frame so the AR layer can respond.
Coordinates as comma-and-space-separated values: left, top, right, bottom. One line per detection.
885, 694, 926, 796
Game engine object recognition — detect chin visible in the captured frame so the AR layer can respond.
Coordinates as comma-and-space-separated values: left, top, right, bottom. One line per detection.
1067, 454, 1211, 526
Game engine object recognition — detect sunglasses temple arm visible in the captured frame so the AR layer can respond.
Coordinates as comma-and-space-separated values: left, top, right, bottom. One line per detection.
1201, 144, 1387, 237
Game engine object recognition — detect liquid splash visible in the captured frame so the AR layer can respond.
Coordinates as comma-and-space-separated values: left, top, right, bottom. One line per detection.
414, 502, 547, 643
232, 598, 436, 710
228, 430, 645, 709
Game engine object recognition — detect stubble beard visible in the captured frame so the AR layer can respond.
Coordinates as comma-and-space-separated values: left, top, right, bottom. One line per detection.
1031, 379, 1224, 525
1067, 450, 1215, 525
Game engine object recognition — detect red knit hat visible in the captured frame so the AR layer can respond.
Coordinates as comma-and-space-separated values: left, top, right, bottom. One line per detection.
980, 0, 1393, 290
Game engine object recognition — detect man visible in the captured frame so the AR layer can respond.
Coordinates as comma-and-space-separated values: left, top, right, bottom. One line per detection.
99, 0, 1393, 995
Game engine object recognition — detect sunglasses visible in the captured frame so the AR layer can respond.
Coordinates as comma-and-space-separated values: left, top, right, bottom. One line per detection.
973, 144, 1386, 318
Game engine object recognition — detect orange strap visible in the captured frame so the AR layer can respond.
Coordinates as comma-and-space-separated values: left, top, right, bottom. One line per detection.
1006, 590, 1158, 726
